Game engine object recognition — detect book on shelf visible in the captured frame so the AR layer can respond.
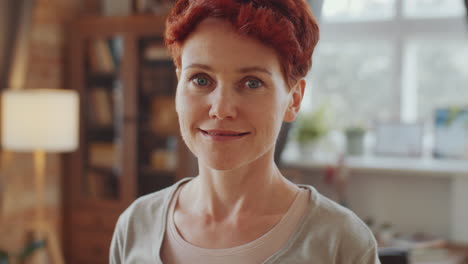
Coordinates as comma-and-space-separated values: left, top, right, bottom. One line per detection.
144, 43, 171, 61
102, 0, 132, 16
150, 97, 179, 135
89, 142, 116, 168
134, 0, 173, 14
88, 38, 116, 74
89, 87, 114, 127
141, 66, 175, 95
150, 148, 177, 172
86, 170, 114, 199
108, 38, 123, 69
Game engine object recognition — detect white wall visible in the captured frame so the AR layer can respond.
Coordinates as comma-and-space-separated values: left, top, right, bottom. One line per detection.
292, 170, 452, 238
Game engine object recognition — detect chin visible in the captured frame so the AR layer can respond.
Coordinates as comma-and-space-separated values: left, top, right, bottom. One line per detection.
198, 147, 274, 172
199, 155, 247, 171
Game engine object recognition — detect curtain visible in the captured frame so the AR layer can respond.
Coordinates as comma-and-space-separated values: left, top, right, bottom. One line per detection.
0, 0, 32, 90
465, 0, 468, 23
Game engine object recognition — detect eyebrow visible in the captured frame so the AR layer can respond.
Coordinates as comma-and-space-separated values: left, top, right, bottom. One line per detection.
239, 66, 272, 76
184, 63, 272, 76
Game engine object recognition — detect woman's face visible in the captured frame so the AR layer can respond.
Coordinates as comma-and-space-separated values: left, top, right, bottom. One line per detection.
176, 18, 303, 171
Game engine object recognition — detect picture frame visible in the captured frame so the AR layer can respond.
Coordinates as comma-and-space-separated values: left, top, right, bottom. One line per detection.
433, 107, 468, 159
374, 122, 424, 157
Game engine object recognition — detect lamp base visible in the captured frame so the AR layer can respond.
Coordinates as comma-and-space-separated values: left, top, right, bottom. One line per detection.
22, 219, 64, 264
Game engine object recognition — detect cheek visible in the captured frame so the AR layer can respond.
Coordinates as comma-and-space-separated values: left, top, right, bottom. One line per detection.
175, 91, 202, 131
175, 91, 190, 130
175, 92, 198, 154
249, 97, 286, 136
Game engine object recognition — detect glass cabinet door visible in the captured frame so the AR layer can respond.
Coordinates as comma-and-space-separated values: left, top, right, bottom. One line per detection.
136, 36, 180, 196
82, 35, 124, 201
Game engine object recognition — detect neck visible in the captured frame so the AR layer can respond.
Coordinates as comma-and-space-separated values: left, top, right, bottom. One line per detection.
181, 151, 299, 221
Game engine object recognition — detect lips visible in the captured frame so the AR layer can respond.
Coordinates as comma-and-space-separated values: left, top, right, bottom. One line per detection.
202, 129, 250, 136
199, 129, 251, 140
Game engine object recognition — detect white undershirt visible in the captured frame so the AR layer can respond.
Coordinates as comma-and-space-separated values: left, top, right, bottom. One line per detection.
161, 185, 310, 264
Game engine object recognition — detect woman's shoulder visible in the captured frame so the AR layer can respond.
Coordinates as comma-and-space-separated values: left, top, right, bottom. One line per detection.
299, 184, 371, 233
110, 179, 193, 263
117, 178, 192, 227
284, 185, 379, 263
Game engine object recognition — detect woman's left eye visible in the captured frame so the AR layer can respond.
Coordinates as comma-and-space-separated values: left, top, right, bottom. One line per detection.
244, 79, 263, 89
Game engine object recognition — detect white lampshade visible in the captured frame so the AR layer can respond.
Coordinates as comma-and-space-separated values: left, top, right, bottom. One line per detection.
1, 89, 79, 152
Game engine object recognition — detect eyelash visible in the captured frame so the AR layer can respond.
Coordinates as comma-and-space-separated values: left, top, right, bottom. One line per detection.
189, 73, 213, 88
242, 77, 264, 89
188, 73, 266, 90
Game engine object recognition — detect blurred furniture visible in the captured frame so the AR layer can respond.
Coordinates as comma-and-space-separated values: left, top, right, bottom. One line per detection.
379, 248, 408, 264
65, 15, 195, 264
1, 89, 79, 264
283, 154, 468, 244
378, 243, 468, 264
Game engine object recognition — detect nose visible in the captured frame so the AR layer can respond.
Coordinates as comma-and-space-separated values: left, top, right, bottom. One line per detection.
208, 85, 237, 120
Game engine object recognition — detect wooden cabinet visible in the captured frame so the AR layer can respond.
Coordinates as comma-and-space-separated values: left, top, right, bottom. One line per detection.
64, 15, 196, 264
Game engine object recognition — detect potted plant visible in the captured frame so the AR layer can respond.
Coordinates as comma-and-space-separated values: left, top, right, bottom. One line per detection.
293, 105, 329, 156
0, 240, 45, 264
344, 126, 366, 156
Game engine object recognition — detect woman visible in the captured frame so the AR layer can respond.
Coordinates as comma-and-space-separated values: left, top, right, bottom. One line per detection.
111, 0, 380, 263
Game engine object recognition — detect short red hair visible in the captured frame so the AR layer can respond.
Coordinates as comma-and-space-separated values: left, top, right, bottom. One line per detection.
165, 0, 320, 88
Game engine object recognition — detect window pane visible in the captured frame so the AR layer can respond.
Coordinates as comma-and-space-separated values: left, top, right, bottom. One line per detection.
407, 39, 468, 121
403, 0, 466, 18
323, 0, 396, 22
305, 40, 395, 129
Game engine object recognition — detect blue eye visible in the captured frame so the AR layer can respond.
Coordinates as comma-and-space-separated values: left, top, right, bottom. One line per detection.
193, 76, 210, 86
245, 79, 262, 89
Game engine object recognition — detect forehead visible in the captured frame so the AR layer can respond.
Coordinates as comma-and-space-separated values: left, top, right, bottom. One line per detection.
180, 18, 282, 73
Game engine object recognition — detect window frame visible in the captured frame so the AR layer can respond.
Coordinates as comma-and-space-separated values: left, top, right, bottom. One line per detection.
311, 0, 468, 123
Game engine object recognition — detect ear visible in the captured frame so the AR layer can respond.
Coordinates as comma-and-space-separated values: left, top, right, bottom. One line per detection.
283, 79, 305, 122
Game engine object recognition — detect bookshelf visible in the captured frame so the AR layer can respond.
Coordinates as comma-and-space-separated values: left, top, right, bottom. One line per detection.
64, 15, 195, 264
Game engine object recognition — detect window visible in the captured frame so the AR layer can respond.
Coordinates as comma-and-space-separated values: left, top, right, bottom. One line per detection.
403, 0, 466, 18
408, 39, 468, 121
306, 40, 395, 128
306, 0, 468, 129
322, 0, 396, 21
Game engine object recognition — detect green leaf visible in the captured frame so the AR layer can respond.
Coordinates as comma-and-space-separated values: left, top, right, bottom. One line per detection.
294, 104, 329, 143
0, 250, 9, 264
18, 240, 46, 261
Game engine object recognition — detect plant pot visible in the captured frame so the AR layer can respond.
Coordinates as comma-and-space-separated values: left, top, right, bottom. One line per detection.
298, 141, 318, 158
345, 130, 364, 156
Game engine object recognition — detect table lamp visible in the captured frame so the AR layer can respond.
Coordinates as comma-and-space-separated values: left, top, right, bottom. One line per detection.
1, 89, 79, 264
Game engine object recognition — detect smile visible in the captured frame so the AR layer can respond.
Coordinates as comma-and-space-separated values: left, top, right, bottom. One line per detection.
199, 129, 251, 140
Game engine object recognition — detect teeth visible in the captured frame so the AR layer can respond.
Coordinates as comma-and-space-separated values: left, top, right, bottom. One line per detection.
206, 131, 244, 136
207, 132, 239, 136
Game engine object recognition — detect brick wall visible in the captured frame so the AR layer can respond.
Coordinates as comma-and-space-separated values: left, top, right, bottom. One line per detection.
26, 0, 82, 88
0, 0, 82, 261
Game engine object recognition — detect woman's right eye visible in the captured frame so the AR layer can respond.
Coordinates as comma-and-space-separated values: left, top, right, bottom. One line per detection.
190, 75, 211, 87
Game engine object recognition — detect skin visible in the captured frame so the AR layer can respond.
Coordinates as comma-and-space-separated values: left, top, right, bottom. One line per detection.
172, 17, 306, 249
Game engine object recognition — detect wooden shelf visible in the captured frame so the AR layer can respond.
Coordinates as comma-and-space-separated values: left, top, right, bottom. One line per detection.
65, 15, 195, 264
140, 166, 176, 176
88, 165, 118, 175
86, 72, 116, 85
283, 155, 468, 177
87, 127, 117, 142
141, 59, 173, 67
